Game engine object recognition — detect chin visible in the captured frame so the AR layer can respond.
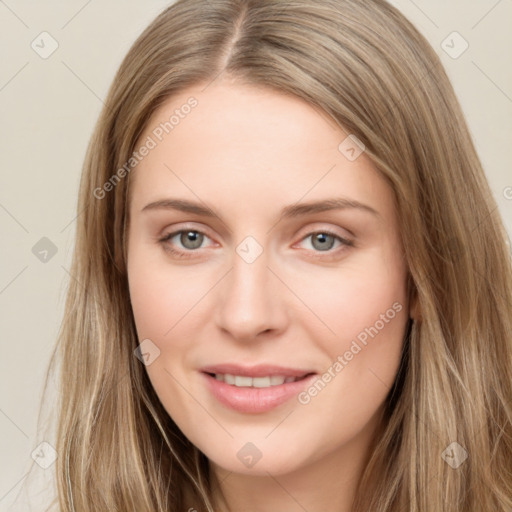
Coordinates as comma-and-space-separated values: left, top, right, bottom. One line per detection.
201, 438, 314, 477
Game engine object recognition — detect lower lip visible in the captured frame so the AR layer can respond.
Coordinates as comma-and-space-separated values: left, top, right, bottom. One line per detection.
201, 372, 317, 414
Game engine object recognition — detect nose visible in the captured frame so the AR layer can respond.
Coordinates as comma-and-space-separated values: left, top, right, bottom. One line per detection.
215, 246, 288, 342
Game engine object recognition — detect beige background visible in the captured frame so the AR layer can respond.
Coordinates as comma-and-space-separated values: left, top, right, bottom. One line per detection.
1, 1, 511, 509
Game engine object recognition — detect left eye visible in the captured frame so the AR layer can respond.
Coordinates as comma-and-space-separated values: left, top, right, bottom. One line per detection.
298, 231, 352, 252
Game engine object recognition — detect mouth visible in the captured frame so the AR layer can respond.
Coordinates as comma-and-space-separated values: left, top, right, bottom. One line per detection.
204, 372, 315, 388
200, 364, 318, 413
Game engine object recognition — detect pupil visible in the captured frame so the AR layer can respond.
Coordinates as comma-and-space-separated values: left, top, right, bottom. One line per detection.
314, 233, 333, 251
182, 231, 202, 249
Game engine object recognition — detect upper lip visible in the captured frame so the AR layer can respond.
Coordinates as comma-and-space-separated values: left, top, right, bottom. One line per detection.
200, 363, 316, 378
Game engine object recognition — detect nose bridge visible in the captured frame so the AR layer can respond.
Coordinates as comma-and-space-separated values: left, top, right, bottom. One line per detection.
216, 238, 284, 340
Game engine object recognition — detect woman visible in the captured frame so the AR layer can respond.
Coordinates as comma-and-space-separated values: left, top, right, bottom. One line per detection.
40, 0, 512, 510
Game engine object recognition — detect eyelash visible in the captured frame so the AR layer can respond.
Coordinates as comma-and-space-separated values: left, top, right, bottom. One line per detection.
158, 228, 354, 260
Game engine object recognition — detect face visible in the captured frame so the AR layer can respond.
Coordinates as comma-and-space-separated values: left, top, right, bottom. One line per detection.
126, 78, 410, 480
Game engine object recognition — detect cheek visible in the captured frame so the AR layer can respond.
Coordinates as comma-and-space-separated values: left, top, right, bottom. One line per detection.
128, 266, 171, 340
290, 245, 408, 344
335, 268, 408, 354
127, 244, 207, 341
294, 244, 409, 404
127, 252, 204, 413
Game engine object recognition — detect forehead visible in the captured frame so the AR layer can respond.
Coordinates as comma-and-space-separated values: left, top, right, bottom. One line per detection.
128, 80, 393, 221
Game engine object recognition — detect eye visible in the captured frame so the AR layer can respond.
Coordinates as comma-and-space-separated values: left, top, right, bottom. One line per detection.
158, 228, 354, 260
296, 230, 354, 255
159, 229, 214, 258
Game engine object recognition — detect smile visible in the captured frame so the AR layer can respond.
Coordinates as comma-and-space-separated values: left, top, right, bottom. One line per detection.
209, 373, 311, 387
201, 370, 317, 414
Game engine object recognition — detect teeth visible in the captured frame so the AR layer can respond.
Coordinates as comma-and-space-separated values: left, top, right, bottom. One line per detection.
235, 375, 252, 387
255, 377, 275, 387
224, 374, 235, 385
213, 373, 302, 388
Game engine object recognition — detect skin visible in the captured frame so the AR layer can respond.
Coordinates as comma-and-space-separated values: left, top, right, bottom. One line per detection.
126, 76, 413, 512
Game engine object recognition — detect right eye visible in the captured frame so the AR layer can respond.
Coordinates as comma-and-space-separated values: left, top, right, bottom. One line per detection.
159, 229, 215, 258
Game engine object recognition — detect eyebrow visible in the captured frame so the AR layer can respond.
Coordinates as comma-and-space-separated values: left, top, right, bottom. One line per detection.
141, 197, 380, 220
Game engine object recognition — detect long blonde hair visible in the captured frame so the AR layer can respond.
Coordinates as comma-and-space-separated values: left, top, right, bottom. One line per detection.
36, 0, 512, 510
